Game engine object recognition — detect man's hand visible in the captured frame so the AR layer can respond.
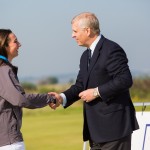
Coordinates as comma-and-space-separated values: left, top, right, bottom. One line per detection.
79, 88, 96, 102
48, 92, 63, 109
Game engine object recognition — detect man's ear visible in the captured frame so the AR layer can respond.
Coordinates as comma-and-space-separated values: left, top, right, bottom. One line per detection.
85, 27, 91, 37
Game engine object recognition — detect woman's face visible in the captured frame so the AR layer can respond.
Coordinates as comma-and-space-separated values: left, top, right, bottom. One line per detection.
6, 33, 21, 61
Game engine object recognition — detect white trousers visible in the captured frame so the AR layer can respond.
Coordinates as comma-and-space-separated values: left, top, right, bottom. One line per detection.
0, 142, 25, 150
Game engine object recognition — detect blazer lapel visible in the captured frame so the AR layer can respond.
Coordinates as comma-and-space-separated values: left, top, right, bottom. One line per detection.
84, 35, 105, 87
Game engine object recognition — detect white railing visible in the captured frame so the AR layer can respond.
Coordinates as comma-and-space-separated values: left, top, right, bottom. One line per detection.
134, 102, 150, 115
134, 102, 150, 107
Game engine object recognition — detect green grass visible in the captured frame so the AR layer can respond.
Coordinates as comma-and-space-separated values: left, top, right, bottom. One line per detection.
22, 104, 84, 150
22, 102, 150, 150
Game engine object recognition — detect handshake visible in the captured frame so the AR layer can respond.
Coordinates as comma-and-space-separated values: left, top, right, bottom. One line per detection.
48, 92, 63, 110
48, 88, 100, 109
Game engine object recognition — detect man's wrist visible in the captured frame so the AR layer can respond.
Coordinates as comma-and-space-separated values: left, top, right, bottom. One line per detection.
93, 87, 100, 98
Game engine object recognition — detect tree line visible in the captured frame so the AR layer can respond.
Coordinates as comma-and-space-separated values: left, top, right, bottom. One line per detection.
21, 76, 150, 102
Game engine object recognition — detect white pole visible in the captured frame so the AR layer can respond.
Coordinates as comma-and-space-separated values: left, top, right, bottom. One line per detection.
83, 141, 87, 150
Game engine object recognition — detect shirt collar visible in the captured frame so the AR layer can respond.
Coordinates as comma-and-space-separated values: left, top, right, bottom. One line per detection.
89, 34, 101, 56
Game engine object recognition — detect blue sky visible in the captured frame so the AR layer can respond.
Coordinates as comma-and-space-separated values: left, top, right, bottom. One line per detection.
1, 0, 150, 79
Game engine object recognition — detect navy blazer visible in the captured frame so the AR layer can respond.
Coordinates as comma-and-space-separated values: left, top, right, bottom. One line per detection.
63, 35, 139, 143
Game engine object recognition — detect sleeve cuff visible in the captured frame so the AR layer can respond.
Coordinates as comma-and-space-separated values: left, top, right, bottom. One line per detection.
60, 93, 67, 107
96, 87, 101, 97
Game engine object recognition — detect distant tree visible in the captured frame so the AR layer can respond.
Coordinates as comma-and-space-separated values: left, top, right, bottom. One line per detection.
48, 77, 58, 84
38, 76, 58, 85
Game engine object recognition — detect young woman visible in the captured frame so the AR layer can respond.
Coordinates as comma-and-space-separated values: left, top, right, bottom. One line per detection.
0, 29, 58, 150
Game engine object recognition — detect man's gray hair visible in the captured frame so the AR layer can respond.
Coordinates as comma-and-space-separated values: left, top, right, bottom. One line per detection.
71, 12, 100, 35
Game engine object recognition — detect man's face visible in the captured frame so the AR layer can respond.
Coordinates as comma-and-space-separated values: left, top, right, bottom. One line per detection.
72, 22, 89, 47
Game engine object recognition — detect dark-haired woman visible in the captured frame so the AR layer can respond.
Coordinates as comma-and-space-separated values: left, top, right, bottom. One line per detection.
0, 29, 58, 150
